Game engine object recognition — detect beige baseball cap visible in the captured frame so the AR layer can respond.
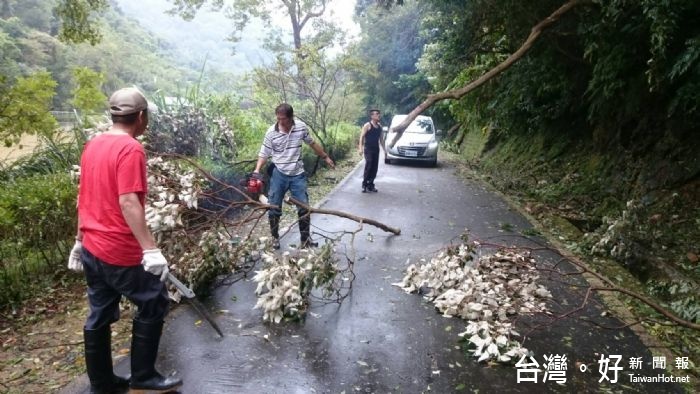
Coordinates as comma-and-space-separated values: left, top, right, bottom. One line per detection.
108, 87, 148, 115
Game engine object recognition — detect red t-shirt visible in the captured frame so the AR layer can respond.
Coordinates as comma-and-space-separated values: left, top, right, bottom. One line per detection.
78, 133, 147, 266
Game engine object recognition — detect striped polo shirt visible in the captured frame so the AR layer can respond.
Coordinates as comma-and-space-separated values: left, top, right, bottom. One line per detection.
258, 119, 314, 176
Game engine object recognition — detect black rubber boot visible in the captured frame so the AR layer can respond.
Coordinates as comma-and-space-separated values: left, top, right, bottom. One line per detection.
269, 216, 281, 249
298, 214, 318, 249
84, 326, 130, 394
129, 320, 182, 393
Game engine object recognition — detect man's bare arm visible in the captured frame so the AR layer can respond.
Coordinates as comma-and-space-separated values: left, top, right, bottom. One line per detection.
254, 156, 268, 173
358, 123, 369, 154
120, 192, 157, 250
309, 142, 335, 168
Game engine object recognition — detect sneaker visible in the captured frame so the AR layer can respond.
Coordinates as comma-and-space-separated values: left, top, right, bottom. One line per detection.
272, 238, 280, 250
368, 185, 378, 192
362, 186, 367, 193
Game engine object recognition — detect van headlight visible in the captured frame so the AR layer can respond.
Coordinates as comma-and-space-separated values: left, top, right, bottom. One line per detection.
428, 140, 438, 150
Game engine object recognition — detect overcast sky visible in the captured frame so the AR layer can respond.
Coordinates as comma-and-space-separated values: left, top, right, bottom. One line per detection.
318, 0, 360, 38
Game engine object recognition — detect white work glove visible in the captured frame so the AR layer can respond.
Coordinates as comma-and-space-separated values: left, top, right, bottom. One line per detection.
142, 249, 169, 282
67, 240, 83, 272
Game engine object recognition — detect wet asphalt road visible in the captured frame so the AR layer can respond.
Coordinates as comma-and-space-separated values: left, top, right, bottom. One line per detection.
63, 157, 685, 393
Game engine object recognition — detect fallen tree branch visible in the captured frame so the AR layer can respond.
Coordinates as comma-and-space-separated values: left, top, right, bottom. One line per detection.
543, 247, 700, 330
473, 235, 700, 331
287, 197, 401, 235
161, 153, 401, 236
389, 0, 585, 148
592, 286, 700, 330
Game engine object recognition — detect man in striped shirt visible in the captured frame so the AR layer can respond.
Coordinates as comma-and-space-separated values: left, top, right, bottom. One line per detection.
253, 103, 335, 249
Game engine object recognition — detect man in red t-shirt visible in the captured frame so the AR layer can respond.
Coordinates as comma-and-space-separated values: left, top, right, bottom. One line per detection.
67, 87, 182, 393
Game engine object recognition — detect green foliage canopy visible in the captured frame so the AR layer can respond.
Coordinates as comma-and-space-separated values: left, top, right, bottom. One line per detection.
0, 71, 58, 146
55, 0, 108, 45
350, 0, 430, 115
71, 66, 107, 115
167, 0, 329, 50
373, 0, 700, 142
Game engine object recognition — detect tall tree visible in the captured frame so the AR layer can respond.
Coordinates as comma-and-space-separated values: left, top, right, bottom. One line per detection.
167, 0, 329, 53
350, 0, 430, 115
251, 45, 361, 156
167, 0, 359, 145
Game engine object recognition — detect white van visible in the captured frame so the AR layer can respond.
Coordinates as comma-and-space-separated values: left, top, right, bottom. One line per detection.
384, 114, 439, 166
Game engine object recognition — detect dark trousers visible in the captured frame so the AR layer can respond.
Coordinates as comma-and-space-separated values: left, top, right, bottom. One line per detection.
82, 247, 169, 330
363, 148, 380, 187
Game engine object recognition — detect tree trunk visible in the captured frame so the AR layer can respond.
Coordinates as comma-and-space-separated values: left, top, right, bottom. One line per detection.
446, 123, 461, 139
388, 0, 585, 148
454, 128, 466, 146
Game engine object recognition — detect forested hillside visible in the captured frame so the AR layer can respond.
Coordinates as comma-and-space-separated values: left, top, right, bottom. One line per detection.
355, 0, 699, 324
0, 0, 237, 146
114, 0, 271, 72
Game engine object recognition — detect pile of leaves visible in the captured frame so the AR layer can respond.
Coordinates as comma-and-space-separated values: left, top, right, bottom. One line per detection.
253, 243, 343, 323
393, 241, 552, 363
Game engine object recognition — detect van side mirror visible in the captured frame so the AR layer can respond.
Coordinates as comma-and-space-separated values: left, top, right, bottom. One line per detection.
436, 129, 443, 136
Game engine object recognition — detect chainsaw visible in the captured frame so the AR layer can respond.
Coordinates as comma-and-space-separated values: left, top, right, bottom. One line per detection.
241, 172, 268, 203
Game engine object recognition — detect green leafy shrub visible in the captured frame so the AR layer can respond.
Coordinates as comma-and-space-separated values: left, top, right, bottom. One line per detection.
0, 172, 77, 308
301, 122, 356, 174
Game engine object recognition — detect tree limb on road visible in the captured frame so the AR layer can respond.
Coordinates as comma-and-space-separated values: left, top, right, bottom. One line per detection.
388, 0, 585, 148
287, 197, 401, 235
477, 238, 700, 331
159, 154, 402, 235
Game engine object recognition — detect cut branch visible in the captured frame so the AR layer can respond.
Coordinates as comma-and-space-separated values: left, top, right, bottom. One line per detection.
555, 248, 700, 330
389, 0, 584, 148
473, 236, 700, 331
287, 197, 401, 235
159, 153, 400, 235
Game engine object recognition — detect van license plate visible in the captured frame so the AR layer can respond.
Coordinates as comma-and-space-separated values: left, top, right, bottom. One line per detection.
404, 150, 417, 157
